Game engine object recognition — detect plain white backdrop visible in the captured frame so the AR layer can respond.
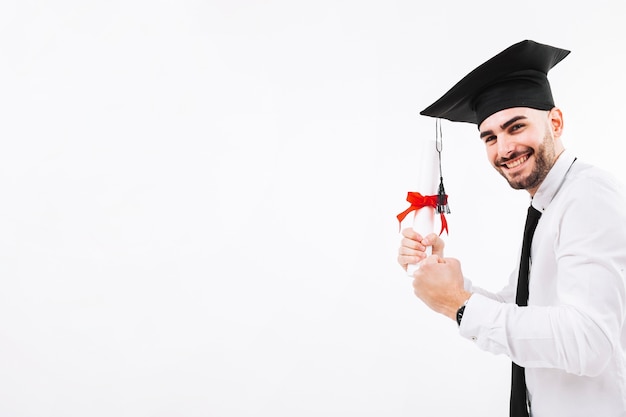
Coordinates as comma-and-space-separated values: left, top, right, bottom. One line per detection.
1, 1, 625, 416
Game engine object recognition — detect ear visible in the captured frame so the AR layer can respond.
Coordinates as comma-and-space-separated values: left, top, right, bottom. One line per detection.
548, 107, 564, 138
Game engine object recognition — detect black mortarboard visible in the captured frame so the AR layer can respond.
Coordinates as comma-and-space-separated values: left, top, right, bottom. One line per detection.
420, 40, 571, 126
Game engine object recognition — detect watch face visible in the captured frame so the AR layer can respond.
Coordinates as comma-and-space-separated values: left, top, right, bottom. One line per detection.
456, 305, 466, 326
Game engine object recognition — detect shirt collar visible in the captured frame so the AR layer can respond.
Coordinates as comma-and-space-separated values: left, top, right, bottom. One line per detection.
531, 149, 577, 212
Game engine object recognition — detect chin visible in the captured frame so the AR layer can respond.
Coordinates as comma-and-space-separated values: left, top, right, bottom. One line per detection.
501, 171, 529, 190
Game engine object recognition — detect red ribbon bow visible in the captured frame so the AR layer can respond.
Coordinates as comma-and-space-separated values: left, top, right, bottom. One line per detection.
396, 192, 449, 235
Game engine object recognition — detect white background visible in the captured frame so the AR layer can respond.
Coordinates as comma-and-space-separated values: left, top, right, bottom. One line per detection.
1, 1, 625, 416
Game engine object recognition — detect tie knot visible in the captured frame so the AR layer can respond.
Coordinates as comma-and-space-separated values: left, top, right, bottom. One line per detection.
527, 205, 542, 221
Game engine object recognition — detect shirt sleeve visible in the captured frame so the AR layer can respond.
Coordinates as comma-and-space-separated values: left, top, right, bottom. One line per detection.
459, 173, 626, 377
464, 269, 518, 304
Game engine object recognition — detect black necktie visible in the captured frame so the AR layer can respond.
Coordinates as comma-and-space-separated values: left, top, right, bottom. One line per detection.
510, 205, 542, 417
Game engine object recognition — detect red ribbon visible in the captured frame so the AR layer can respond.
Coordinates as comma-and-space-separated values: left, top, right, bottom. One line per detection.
396, 192, 449, 235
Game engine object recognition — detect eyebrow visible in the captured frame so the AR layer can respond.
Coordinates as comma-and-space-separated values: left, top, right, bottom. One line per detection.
479, 115, 528, 139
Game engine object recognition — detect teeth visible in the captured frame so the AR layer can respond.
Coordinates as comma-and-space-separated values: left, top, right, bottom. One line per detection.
506, 155, 528, 169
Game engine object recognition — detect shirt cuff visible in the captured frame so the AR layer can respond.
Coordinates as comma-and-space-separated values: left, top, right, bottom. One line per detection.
458, 293, 509, 355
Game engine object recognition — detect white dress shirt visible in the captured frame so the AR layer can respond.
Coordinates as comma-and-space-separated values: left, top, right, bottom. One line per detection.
460, 150, 626, 417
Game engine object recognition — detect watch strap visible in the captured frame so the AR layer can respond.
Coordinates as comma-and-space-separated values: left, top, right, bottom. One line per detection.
456, 299, 470, 326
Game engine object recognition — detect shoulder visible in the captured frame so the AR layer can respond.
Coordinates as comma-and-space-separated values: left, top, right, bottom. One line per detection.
549, 161, 626, 237
541, 162, 626, 253
562, 160, 626, 201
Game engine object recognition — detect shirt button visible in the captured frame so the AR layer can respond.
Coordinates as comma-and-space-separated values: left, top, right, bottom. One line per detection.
471, 336, 477, 341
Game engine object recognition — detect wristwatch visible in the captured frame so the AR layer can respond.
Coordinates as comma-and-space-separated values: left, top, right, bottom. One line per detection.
456, 299, 470, 326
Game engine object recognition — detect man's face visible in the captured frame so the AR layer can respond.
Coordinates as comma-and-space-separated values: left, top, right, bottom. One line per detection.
478, 107, 562, 195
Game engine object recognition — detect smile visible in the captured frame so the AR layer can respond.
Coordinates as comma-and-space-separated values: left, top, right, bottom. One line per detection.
503, 154, 529, 169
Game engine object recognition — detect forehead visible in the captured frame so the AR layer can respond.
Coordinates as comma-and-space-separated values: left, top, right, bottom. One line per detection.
478, 107, 539, 132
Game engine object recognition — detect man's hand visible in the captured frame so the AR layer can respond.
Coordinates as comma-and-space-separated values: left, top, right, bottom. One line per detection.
411, 255, 471, 321
397, 228, 445, 271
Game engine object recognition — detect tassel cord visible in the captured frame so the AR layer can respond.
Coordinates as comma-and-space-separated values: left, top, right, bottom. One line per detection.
435, 119, 451, 215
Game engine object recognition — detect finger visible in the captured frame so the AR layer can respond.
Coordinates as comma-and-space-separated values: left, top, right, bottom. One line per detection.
421, 233, 439, 246
421, 254, 441, 265
422, 233, 445, 254
398, 245, 427, 261
398, 246, 421, 256
401, 228, 424, 241
398, 254, 422, 269
400, 237, 426, 251
443, 257, 461, 268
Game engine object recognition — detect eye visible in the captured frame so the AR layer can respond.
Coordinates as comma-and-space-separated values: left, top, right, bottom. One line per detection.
510, 123, 525, 132
483, 135, 497, 144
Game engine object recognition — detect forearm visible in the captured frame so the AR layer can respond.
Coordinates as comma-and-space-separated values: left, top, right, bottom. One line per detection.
460, 294, 614, 377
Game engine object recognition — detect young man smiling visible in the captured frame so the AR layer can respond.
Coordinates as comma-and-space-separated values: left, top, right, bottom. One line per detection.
483, 107, 563, 194
398, 40, 626, 417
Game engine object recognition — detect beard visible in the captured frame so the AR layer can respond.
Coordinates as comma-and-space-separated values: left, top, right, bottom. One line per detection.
497, 128, 556, 191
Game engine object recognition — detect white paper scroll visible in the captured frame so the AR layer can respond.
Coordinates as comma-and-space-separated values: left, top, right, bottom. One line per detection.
406, 138, 439, 276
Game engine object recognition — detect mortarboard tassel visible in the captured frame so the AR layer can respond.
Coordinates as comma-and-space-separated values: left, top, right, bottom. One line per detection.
437, 176, 450, 215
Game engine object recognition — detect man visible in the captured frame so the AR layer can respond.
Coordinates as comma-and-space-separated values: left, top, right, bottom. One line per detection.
397, 40, 626, 417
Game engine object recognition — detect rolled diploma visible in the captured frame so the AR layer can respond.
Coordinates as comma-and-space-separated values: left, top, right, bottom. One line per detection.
407, 137, 439, 276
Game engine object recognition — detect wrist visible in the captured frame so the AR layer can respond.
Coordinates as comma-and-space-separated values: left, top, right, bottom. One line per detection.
451, 291, 472, 322
456, 299, 470, 326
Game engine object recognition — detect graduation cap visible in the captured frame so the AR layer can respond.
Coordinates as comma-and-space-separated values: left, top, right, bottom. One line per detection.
420, 40, 571, 126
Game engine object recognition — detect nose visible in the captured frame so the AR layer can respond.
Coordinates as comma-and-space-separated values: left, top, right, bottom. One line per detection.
497, 136, 514, 158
